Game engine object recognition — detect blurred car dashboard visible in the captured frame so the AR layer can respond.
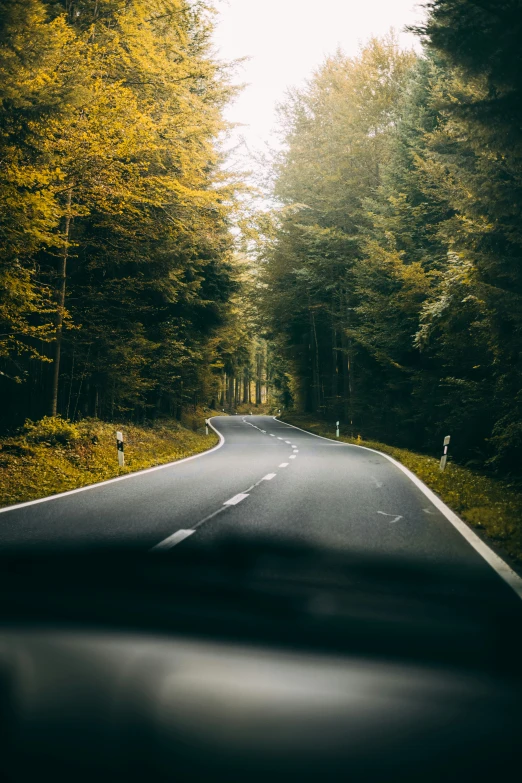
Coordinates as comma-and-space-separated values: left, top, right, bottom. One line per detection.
0, 538, 521, 782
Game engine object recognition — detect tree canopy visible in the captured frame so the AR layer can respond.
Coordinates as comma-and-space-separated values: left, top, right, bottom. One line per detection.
0, 0, 250, 424
2, 0, 522, 475
262, 7, 522, 473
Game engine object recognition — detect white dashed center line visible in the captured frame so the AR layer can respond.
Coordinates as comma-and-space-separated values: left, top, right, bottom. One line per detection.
224, 493, 250, 506
152, 421, 300, 554
150, 529, 195, 552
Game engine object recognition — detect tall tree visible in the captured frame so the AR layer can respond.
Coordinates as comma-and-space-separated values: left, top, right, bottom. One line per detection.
412, 1, 522, 468
0, 0, 79, 376
264, 10, 522, 472
264, 34, 416, 423
0, 0, 242, 427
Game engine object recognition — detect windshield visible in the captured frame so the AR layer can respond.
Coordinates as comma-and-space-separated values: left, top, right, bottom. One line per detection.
1, 2, 522, 780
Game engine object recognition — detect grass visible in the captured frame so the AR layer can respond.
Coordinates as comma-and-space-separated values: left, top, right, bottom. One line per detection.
0, 413, 219, 508
283, 414, 522, 569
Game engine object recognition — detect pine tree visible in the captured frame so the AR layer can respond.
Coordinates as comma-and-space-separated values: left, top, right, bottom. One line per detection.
264, 34, 416, 423
0, 0, 241, 427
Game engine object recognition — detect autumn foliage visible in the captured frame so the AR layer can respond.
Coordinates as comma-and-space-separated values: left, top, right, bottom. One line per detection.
0, 0, 239, 425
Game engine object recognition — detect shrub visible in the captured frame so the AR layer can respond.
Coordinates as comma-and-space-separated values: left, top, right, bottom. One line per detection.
23, 416, 81, 446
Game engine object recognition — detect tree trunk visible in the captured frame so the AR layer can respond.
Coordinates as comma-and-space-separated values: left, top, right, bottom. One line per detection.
264, 343, 269, 405
219, 371, 225, 406
65, 348, 75, 420
310, 306, 321, 413
347, 344, 354, 426
50, 188, 72, 417
256, 353, 262, 405
332, 322, 339, 409
341, 289, 353, 426
227, 372, 234, 411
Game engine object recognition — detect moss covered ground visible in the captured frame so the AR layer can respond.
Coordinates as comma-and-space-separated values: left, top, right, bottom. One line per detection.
0, 413, 219, 508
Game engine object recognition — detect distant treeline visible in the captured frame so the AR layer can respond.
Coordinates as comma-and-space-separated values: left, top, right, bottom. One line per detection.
263, 0, 522, 473
0, 0, 255, 429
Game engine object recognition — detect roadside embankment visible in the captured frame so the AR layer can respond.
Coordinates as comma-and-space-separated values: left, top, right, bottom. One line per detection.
282, 414, 522, 569
0, 414, 219, 508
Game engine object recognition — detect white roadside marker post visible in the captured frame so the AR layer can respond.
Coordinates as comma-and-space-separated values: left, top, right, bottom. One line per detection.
336, 421, 340, 439
116, 431, 125, 468
205, 419, 209, 436
440, 435, 451, 471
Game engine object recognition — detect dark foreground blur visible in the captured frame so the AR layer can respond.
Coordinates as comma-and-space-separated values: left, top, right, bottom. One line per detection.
0, 535, 521, 782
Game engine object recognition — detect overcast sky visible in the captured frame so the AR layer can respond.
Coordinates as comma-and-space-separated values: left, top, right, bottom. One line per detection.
212, 0, 426, 154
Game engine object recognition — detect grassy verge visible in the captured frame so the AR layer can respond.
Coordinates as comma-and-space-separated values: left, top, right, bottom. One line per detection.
283, 414, 522, 569
0, 413, 220, 508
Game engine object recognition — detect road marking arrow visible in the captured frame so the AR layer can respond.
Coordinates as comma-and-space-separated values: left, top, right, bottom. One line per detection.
377, 511, 403, 524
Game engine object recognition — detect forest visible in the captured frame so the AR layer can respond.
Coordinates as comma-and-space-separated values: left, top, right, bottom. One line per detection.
1, 0, 522, 476
262, 0, 522, 473
0, 0, 266, 429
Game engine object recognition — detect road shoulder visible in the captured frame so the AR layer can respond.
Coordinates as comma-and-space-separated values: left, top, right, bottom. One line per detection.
280, 414, 522, 588
0, 415, 222, 510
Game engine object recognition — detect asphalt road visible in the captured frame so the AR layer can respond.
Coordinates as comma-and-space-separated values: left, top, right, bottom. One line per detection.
0, 414, 521, 606
2, 414, 522, 783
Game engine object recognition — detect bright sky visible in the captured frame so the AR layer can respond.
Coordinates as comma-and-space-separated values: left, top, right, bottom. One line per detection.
213, 0, 426, 155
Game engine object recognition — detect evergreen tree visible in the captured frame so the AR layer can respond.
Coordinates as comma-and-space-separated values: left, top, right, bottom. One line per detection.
0, 0, 242, 427
264, 35, 416, 423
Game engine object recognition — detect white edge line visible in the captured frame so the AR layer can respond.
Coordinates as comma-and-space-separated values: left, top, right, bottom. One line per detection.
150, 529, 195, 552
0, 417, 227, 515
275, 416, 522, 600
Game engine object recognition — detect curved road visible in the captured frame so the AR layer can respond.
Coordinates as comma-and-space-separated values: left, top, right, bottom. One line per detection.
0, 415, 521, 606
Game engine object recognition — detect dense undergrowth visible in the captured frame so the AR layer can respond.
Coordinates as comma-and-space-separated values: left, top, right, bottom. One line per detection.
235, 403, 276, 415
283, 414, 522, 569
0, 413, 219, 508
